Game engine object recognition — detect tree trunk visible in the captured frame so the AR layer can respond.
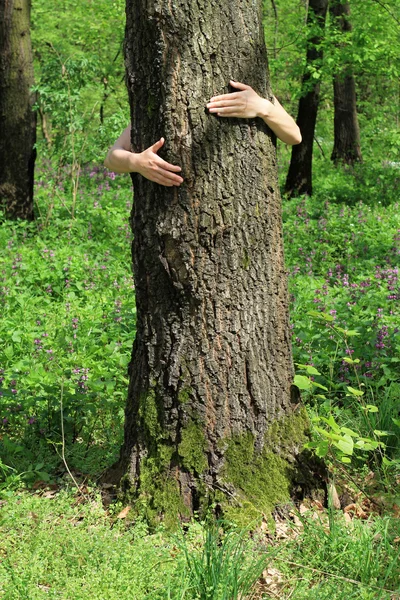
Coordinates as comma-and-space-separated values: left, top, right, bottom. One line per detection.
0, 0, 36, 220
330, 0, 362, 165
284, 0, 328, 197
112, 0, 316, 526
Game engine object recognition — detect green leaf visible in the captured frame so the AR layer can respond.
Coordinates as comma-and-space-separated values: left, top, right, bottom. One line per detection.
308, 310, 334, 322
334, 434, 354, 455
373, 430, 391, 437
341, 456, 351, 464
341, 427, 358, 438
294, 375, 312, 391
4, 346, 14, 359
342, 357, 360, 364
306, 365, 321, 376
366, 405, 379, 413
315, 441, 329, 458
346, 386, 364, 397
321, 415, 341, 433
312, 381, 328, 391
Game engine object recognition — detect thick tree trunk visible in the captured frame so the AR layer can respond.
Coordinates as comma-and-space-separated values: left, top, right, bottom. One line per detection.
0, 0, 36, 220
284, 0, 328, 197
330, 0, 362, 165
112, 0, 315, 525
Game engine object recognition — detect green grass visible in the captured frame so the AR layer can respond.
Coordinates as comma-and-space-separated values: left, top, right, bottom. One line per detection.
1, 490, 399, 599
1, 157, 399, 599
0, 166, 134, 480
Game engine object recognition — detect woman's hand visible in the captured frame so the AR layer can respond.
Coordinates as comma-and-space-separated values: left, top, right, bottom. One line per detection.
136, 138, 183, 187
206, 80, 302, 145
206, 80, 271, 119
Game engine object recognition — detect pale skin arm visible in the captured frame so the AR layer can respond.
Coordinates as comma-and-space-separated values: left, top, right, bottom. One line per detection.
104, 126, 183, 187
206, 80, 302, 146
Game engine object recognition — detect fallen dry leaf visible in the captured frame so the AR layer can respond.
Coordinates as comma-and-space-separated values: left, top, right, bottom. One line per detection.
328, 482, 341, 509
343, 512, 352, 525
41, 490, 57, 499
116, 505, 131, 519
299, 503, 308, 515
29, 512, 39, 523
260, 567, 285, 596
343, 503, 367, 519
275, 521, 290, 539
290, 512, 303, 528
311, 500, 324, 511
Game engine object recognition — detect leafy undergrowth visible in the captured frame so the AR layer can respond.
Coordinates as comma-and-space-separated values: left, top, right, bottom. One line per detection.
0, 164, 399, 599
0, 166, 134, 481
0, 487, 399, 599
284, 193, 400, 475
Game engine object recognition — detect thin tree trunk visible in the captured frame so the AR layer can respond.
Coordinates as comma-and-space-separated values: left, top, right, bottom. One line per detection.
330, 0, 362, 165
285, 0, 328, 197
0, 0, 36, 220
110, 0, 318, 525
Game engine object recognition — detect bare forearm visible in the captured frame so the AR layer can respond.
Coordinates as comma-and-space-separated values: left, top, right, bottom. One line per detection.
258, 98, 302, 146
104, 134, 183, 186
104, 148, 139, 174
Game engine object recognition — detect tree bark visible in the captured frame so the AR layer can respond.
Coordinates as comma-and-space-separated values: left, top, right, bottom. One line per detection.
284, 0, 328, 197
330, 0, 362, 165
0, 0, 36, 220
111, 0, 315, 525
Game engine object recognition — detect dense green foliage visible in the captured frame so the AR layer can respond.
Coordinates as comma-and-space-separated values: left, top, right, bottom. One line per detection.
0, 0, 399, 598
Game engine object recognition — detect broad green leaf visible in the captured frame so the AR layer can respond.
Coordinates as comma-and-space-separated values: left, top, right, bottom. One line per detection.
315, 441, 329, 458
294, 375, 312, 391
341, 427, 359, 438
321, 415, 341, 432
346, 386, 364, 397
313, 381, 328, 391
366, 405, 379, 413
306, 365, 321, 376
334, 434, 354, 455
4, 346, 14, 359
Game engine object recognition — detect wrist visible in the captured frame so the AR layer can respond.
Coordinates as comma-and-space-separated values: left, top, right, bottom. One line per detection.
129, 152, 142, 174
258, 98, 274, 120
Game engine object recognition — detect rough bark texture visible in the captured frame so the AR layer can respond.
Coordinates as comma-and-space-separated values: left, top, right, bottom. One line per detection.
112, 0, 315, 525
0, 0, 36, 220
330, 0, 362, 165
284, 0, 328, 198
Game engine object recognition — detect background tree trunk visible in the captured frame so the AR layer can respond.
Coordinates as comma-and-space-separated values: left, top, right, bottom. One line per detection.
330, 0, 362, 165
0, 0, 36, 220
112, 0, 314, 525
284, 0, 328, 197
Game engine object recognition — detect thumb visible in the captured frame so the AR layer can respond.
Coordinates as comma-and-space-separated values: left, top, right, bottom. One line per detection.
230, 80, 249, 91
151, 137, 164, 153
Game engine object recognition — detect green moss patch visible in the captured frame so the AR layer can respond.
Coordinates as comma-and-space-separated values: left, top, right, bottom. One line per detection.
221, 409, 309, 526
178, 419, 208, 474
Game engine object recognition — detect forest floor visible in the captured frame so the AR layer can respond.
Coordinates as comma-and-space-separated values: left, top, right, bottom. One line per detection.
0, 159, 399, 599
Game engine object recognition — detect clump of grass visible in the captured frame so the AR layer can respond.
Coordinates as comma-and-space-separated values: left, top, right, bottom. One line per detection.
172, 522, 267, 600
274, 508, 400, 600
